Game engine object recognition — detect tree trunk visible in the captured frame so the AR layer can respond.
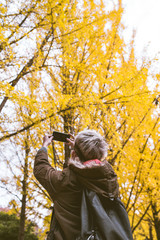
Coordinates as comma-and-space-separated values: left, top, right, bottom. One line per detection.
148, 218, 153, 240
151, 202, 160, 240
64, 113, 73, 165
62, 64, 74, 165
18, 136, 29, 240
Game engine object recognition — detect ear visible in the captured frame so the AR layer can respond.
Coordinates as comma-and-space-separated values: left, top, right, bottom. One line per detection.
71, 150, 77, 159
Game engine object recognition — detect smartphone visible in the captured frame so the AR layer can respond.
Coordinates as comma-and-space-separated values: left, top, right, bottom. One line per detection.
52, 131, 70, 142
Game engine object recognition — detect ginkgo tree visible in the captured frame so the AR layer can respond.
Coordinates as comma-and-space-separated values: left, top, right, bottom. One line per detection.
0, 0, 160, 239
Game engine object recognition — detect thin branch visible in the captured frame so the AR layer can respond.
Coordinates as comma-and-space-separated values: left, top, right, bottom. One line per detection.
132, 203, 151, 233
0, 184, 21, 201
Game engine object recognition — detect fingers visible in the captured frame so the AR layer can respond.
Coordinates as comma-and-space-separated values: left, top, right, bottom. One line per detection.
66, 137, 75, 150
66, 138, 73, 143
49, 136, 54, 140
42, 134, 53, 148
43, 134, 53, 144
44, 134, 53, 139
69, 133, 75, 139
65, 139, 72, 146
44, 133, 52, 137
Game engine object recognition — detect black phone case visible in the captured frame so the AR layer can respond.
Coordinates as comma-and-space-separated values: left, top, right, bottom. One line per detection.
53, 131, 70, 142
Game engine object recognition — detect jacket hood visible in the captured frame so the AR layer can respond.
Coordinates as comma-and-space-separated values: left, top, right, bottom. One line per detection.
68, 158, 119, 199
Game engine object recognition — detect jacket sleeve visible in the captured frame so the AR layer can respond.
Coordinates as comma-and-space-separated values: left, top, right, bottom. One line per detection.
34, 148, 65, 200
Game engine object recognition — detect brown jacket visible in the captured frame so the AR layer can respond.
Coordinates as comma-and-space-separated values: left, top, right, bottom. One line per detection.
34, 149, 119, 240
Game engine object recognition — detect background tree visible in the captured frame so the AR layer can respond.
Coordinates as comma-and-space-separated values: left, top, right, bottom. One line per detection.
0, 211, 38, 240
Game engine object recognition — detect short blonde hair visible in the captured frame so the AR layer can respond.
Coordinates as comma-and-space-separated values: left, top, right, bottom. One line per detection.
74, 130, 107, 162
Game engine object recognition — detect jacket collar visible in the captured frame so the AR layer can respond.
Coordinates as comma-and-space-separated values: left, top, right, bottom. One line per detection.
68, 158, 104, 169
68, 157, 119, 199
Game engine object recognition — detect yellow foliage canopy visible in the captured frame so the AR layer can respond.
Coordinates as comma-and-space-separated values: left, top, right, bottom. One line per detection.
0, 0, 160, 239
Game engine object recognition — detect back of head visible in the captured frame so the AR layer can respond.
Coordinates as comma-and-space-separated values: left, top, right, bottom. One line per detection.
74, 130, 107, 162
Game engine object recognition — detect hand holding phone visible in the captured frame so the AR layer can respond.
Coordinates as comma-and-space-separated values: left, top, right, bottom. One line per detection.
65, 133, 75, 149
42, 135, 53, 148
